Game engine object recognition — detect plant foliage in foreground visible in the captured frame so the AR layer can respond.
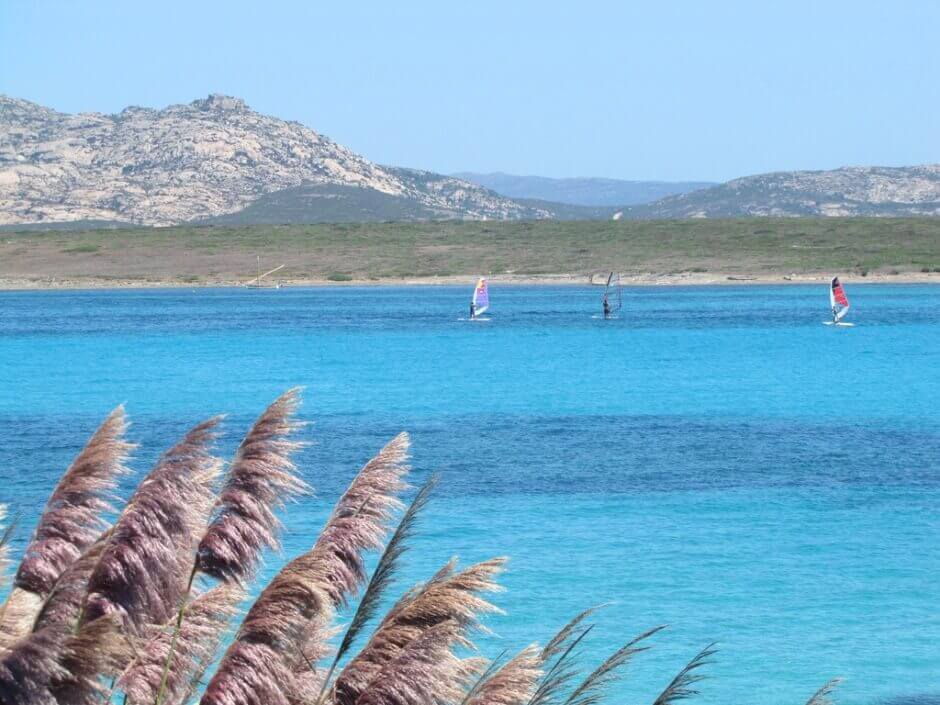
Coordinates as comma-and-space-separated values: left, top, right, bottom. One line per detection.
0, 390, 839, 705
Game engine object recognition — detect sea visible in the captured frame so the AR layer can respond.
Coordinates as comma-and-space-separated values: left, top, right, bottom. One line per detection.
1, 285, 938, 705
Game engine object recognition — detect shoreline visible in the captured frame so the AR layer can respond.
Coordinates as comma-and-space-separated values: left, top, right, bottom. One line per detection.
2, 271, 940, 291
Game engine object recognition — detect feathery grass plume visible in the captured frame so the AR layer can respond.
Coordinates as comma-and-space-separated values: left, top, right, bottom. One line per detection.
0, 509, 29, 649
356, 620, 485, 705
117, 584, 244, 705
0, 615, 129, 705
156, 392, 305, 705
563, 626, 666, 705
289, 617, 340, 702
31, 533, 109, 632
650, 643, 717, 705
14, 407, 133, 598
0, 410, 131, 649
314, 475, 438, 700
197, 388, 309, 584
175, 614, 318, 705
540, 607, 598, 663
56, 615, 132, 705
804, 677, 843, 705
0, 506, 14, 590
201, 433, 410, 705
459, 651, 510, 705
527, 623, 594, 705
526, 608, 605, 705
82, 417, 222, 636
462, 645, 543, 705
332, 556, 505, 705
0, 589, 44, 652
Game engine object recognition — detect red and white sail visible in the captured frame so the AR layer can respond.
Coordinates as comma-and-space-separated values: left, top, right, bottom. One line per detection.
829, 276, 850, 322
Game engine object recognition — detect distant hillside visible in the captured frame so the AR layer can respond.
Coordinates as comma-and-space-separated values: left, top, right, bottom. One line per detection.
0, 94, 554, 226
201, 166, 624, 224
201, 175, 493, 225
452, 172, 714, 206
627, 165, 940, 218
205, 176, 620, 225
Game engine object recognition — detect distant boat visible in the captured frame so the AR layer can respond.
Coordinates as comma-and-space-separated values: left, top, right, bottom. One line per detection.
245, 256, 285, 289
825, 276, 853, 326
471, 277, 489, 318
603, 271, 622, 316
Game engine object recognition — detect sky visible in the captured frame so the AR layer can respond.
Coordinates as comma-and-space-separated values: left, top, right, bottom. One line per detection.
2, 0, 939, 182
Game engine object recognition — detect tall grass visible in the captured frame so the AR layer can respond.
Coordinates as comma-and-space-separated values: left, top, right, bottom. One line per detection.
0, 390, 841, 705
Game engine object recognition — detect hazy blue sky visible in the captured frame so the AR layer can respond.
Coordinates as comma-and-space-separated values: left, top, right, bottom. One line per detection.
2, 1, 938, 181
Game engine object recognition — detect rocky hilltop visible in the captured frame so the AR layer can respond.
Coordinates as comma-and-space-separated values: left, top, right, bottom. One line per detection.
627, 165, 940, 218
0, 94, 552, 226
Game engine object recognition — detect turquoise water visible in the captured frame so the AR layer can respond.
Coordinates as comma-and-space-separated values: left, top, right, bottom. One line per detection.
1, 285, 938, 704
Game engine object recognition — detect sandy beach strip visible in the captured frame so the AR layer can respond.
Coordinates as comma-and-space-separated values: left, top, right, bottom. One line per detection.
2, 271, 939, 290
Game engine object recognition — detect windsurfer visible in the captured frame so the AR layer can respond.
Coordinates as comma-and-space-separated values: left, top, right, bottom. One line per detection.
469, 302, 476, 319
603, 295, 611, 318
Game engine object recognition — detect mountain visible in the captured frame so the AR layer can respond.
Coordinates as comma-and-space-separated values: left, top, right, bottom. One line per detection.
6, 94, 937, 226
0, 94, 556, 226
452, 172, 714, 206
626, 165, 940, 218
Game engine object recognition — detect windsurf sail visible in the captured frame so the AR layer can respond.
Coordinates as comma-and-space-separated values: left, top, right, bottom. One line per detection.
472, 277, 489, 316
829, 276, 850, 321
604, 271, 622, 312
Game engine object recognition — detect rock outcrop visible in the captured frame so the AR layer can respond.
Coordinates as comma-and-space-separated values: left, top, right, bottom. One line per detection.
0, 94, 551, 225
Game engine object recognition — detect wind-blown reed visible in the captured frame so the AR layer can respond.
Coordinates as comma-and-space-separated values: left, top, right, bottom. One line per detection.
804, 678, 843, 705
31, 535, 108, 632
197, 388, 308, 584
15, 407, 132, 598
0, 390, 842, 705
201, 433, 410, 705
82, 417, 221, 635
333, 557, 505, 705
118, 584, 244, 705
0, 615, 129, 705
0, 409, 132, 649
563, 626, 665, 705
315, 474, 438, 702
651, 644, 717, 705
355, 620, 484, 705
463, 645, 542, 705
0, 508, 14, 592
529, 619, 594, 705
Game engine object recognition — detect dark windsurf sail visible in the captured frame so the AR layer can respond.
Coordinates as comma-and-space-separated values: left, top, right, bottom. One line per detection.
604, 272, 622, 313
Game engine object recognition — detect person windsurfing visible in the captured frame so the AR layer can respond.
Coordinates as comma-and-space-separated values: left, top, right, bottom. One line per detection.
601, 271, 620, 318
470, 277, 488, 319
829, 276, 850, 324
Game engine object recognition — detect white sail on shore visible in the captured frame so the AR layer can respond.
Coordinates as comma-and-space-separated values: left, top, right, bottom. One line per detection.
245, 256, 285, 289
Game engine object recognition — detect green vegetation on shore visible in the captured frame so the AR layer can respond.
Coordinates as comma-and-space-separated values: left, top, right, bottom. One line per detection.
2, 218, 939, 284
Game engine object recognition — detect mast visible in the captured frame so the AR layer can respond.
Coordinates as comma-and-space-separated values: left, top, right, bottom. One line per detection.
830, 277, 850, 321
245, 259, 286, 288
